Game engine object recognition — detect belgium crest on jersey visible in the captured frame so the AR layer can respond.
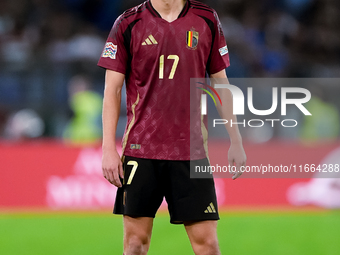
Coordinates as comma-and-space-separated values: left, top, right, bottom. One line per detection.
187, 30, 199, 49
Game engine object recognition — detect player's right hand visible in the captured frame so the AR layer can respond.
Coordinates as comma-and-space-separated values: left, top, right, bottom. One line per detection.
102, 150, 124, 187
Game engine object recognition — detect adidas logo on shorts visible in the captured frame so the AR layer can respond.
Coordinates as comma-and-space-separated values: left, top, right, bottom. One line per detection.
204, 202, 216, 213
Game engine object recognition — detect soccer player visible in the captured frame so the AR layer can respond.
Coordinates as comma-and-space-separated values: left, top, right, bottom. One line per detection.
98, 0, 246, 254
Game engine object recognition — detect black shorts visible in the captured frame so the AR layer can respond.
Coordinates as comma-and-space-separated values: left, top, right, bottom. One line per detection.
114, 156, 219, 224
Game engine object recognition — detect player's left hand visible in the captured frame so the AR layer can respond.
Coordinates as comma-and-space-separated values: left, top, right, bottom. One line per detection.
228, 142, 247, 180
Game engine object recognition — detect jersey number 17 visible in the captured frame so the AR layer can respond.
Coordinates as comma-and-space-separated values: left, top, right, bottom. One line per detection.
159, 55, 179, 79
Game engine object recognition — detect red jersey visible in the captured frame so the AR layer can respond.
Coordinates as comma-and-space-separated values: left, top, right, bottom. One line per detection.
98, 0, 230, 160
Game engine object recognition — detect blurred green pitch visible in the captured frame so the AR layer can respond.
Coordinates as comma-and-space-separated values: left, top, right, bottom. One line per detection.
1, 210, 339, 255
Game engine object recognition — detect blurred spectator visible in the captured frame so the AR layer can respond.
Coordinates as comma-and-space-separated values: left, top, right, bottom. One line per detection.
299, 87, 340, 144
63, 75, 103, 145
68, 23, 105, 62
45, 10, 77, 63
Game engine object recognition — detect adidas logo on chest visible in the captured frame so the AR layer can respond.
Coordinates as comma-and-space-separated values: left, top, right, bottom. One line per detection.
142, 34, 158, 45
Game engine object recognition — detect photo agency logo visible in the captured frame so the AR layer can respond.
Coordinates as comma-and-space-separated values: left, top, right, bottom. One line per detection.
198, 83, 312, 128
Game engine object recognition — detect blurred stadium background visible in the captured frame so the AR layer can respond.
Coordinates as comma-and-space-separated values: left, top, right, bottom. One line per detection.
0, 0, 340, 254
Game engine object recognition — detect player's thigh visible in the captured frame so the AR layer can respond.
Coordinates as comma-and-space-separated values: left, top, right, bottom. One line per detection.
124, 216, 154, 245
184, 220, 219, 247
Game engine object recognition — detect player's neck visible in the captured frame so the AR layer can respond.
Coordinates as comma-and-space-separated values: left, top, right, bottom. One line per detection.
150, 0, 187, 22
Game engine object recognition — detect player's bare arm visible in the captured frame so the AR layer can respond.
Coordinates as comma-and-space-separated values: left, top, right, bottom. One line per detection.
102, 69, 125, 187
211, 70, 247, 180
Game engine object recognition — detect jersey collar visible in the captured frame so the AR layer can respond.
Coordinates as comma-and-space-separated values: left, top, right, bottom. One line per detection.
146, 0, 190, 19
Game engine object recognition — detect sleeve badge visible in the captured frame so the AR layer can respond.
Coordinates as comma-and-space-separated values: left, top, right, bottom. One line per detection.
102, 42, 117, 59
219, 46, 229, 56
